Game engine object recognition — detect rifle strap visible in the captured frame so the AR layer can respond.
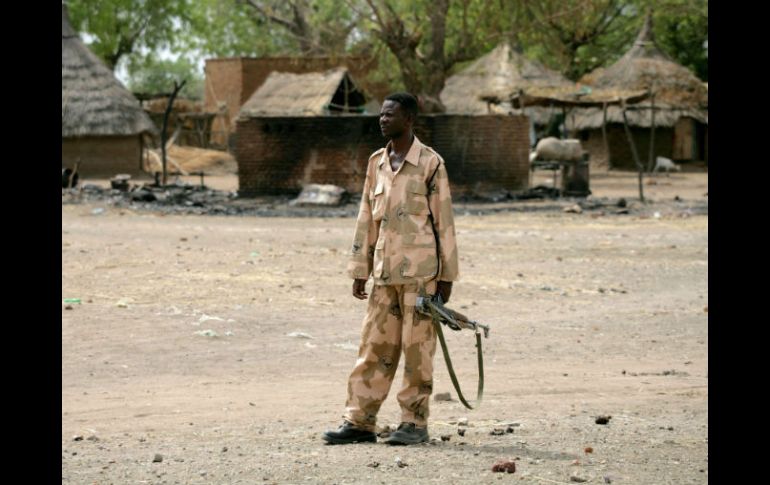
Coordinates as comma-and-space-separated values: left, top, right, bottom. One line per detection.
430, 307, 484, 410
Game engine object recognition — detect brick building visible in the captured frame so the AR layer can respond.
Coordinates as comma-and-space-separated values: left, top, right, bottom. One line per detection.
204, 56, 385, 148
235, 114, 530, 196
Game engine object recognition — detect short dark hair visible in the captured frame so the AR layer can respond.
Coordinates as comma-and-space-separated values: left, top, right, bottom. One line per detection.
384, 92, 419, 119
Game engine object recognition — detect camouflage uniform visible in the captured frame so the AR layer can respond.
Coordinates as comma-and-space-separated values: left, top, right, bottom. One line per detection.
344, 136, 459, 431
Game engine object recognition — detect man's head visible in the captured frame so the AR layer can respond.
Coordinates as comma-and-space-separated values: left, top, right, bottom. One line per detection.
380, 92, 418, 139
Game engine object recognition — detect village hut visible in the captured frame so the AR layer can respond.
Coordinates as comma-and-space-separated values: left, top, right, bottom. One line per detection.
62, 3, 158, 178
440, 42, 573, 141
569, 13, 708, 168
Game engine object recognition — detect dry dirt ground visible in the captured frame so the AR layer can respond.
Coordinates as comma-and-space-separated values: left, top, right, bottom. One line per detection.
62, 170, 708, 484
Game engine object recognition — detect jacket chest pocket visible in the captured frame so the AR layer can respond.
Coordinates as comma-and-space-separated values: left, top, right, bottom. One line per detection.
371, 182, 386, 221
405, 179, 429, 215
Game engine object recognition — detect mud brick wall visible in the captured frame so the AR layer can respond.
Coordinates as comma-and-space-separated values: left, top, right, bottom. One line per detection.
62, 136, 148, 178
579, 126, 675, 170
236, 114, 530, 196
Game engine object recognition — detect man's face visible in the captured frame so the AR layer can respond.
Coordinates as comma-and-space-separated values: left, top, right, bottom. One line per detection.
379, 100, 411, 139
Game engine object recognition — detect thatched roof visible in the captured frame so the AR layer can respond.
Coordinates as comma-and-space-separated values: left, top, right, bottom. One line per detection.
571, 13, 707, 129
239, 68, 367, 118
440, 42, 573, 123
483, 85, 650, 108
61, 4, 158, 138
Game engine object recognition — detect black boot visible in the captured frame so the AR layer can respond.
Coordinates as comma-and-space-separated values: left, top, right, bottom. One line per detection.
383, 422, 429, 445
322, 421, 377, 445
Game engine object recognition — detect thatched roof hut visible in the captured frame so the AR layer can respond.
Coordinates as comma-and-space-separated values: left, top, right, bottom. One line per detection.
569, 13, 708, 130
440, 42, 572, 124
62, 4, 157, 177
61, 6, 157, 138
239, 68, 368, 118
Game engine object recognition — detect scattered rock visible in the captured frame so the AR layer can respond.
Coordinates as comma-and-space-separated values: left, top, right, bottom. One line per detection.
584, 447, 594, 454
194, 329, 219, 338
367, 462, 380, 468
457, 428, 466, 437
491, 460, 516, 473
617, 198, 627, 207
86, 435, 99, 442
458, 417, 468, 426
434, 392, 452, 402
65, 305, 73, 310
570, 475, 588, 483
704, 306, 708, 313
376, 425, 393, 438
131, 190, 157, 202
595, 416, 611, 425
395, 457, 408, 468
604, 476, 613, 483
72, 435, 83, 441
440, 434, 451, 442
286, 332, 313, 339
153, 454, 163, 463
564, 204, 583, 214
290, 184, 348, 207
506, 426, 514, 434
615, 208, 630, 215
222, 446, 228, 452
490, 428, 505, 436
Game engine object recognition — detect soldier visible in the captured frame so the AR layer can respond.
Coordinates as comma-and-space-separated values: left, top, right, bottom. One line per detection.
322, 93, 459, 446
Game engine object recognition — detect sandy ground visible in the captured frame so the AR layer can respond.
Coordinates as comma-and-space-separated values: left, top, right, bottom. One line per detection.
62, 170, 707, 484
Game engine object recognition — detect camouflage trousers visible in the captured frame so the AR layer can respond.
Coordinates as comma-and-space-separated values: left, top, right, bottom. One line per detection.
343, 280, 437, 431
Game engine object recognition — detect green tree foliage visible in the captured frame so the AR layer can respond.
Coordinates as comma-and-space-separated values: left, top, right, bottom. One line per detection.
67, 0, 192, 71
126, 57, 204, 99
650, 0, 707, 81
68, 0, 707, 106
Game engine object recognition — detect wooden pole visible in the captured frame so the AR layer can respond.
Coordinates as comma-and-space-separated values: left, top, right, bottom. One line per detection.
161, 79, 186, 186
647, 88, 656, 172
601, 102, 610, 168
621, 99, 645, 202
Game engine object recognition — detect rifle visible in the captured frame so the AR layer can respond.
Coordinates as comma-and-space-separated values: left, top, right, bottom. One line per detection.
415, 293, 490, 410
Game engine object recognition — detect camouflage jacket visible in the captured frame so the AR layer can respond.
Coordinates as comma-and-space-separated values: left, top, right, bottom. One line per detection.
347, 136, 459, 286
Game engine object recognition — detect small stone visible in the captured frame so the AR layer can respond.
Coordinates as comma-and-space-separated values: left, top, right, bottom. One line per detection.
222, 446, 228, 452
595, 416, 611, 425
584, 447, 594, 453
367, 462, 380, 468
564, 204, 583, 214
434, 392, 452, 402
491, 460, 516, 473
395, 457, 408, 468
440, 434, 451, 442
604, 477, 613, 483
570, 475, 588, 483
65, 305, 73, 310
153, 454, 163, 463
506, 427, 514, 434
457, 428, 466, 437
458, 417, 468, 426
86, 435, 99, 441
73, 435, 83, 441
490, 428, 505, 436
668, 426, 674, 431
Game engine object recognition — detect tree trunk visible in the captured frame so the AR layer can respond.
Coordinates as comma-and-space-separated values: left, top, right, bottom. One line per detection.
621, 101, 644, 202
161, 80, 187, 186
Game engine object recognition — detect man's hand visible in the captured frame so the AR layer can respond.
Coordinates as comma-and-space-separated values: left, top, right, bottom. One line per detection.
352, 279, 369, 300
436, 281, 453, 303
